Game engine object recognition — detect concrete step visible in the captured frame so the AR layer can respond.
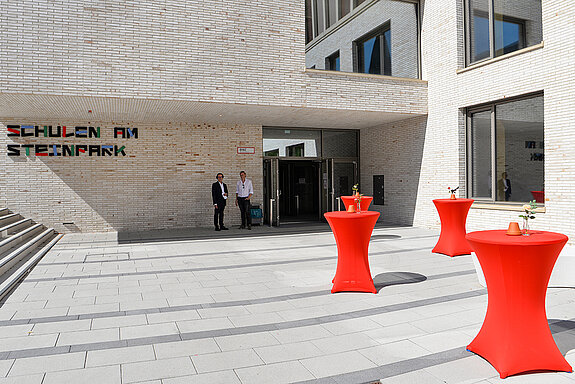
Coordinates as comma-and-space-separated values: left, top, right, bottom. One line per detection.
0, 213, 21, 227
0, 219, 33, 238
0, 233, 62, 301
0, 224, 43, 255
0, 209, 10, 217
0, 228, 56, 276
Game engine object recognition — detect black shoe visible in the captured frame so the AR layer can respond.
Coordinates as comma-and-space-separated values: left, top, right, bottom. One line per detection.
221, 226, 229, 230
215, 227, 220, 231
247, 226, 252, 230
239, 225, 245, 229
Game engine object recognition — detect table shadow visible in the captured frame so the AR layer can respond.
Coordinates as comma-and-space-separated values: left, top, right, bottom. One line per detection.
373, 272, 427, 293
549, 319, 575, 355
371, 234, 402, 240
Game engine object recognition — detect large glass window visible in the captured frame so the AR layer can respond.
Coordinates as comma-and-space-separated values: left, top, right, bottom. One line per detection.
466, 0, 542, 65
356, 26, 391, 76
263, 128, 321, 157
467, 94, 544, 204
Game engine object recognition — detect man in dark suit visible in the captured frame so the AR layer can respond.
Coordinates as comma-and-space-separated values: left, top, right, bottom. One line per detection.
498, 172, 512, 201
212, 173, 229, 231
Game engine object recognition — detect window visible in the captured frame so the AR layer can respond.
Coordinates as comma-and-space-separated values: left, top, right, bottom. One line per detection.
465, 0, 542, 65
467, 94, 544, 204
355, 26, 391, 76
326, 51, 340, 71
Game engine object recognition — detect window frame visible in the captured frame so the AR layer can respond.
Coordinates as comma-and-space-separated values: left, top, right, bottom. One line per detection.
466, 92, 545, 204
353, 22, 391, 76
465, 0, 532, 66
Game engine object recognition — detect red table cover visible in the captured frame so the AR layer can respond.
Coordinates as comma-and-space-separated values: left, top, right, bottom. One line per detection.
324, 211, 380, 294
466, 230, 571, 378
341, 196, 373, 211
432, 198, 474, 256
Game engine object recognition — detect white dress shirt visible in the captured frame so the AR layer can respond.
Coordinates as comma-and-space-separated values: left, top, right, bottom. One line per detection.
219, 182, 227, 199
236, 179, 253, 198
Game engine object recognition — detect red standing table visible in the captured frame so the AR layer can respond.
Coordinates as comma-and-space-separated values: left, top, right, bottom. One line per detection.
324, 211, 380, 294
432, 198, 474, 256
466, 230, 571, 378
341, 196, 373, 211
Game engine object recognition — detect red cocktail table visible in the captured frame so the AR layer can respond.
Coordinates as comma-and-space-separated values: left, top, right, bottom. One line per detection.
324, 211, 380, 294
466, 230, 571, 378
341, 196, 373, 211
432, 198, 474, 256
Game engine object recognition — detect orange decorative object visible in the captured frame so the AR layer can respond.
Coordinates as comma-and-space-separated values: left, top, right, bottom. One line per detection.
346, 204, 355, 213
506, 222, 521, 236
450, 193, 456, 200
531, 190, 545, 203
432, 198, 474, 256
324, 211, 380, 294
341, 196, 373, 211
466, 230, 571, 379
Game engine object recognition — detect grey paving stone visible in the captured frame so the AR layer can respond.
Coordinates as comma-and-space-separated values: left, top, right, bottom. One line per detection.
192, 349, 264, 373
254, 341, 324, 364
0, 360, 14, 377
310, 332, 379, 354
7, 346, 70, 360
146, 309, 200, 324
57, 328, 119, 346
299, 350, 377, 378
235, 360, 315, 384
153, 339, 221, 359
162, 370, 240, 384
43, 365, 121, 384
122, 357, 196, 383
270, 325, 333, 344
86, 345, 155, 367
69, 340, 128, 353
8, 352, 85, 376
31, 319, 92, 335
0, 373, 45, 384
0, 334, 58, 353
91, 314, 147, 330
126, 334, 181, 347
120, 322, 179, 340
215, 332, 280, 352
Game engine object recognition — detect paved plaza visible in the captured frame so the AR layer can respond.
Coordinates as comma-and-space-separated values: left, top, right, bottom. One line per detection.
1, 225, 575, 383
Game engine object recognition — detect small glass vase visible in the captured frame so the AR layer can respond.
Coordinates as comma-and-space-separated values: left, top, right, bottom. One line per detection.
522, 218, 530, 236
356, 199, 361, 213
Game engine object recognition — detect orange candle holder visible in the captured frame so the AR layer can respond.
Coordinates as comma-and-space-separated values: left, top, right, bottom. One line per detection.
506, 222, 521, 236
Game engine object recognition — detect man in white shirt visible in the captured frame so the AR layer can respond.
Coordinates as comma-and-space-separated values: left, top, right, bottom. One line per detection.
235, 171, 254, 229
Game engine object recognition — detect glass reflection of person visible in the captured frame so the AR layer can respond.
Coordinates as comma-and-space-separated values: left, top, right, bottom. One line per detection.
498, 172, 512, 201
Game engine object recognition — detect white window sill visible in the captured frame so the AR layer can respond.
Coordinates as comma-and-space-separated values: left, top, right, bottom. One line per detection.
457, 42, 544, 75
471, 202, 545, 213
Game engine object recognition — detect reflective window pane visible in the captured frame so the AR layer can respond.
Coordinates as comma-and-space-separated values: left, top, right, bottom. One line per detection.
494, 0, 541, 55
339, 0, 350, 18
495, 96, 544, 202
327, 0, 337, 27
469, 0, 490, 63
383, 29, 391, 76
470, 110, 492, 198
263, 128, 321, 157
314, 0, 325, 36
360, 35, 381, 74
322, 130, 357, 158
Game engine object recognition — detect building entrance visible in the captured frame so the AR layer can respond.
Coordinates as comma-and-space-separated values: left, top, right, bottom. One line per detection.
263, 158, 357, 226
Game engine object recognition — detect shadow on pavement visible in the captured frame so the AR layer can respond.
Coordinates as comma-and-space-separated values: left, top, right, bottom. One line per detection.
373, 271, 427, 293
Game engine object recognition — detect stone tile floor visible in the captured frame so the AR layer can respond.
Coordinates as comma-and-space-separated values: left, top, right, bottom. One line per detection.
1, 224, 575, 383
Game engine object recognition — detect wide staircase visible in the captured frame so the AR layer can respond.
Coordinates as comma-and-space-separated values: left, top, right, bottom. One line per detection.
0, 208, 62, 300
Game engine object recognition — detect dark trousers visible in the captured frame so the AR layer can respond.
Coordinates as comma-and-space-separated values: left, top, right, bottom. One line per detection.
214, 205, 225, 228
237, 197, 251, 227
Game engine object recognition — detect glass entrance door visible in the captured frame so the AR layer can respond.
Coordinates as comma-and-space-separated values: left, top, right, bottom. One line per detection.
278, 160, 321, 223
263, 158, 280, 226
327, 160, 358, 212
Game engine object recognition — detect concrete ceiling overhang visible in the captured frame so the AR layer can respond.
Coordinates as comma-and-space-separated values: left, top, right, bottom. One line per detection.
0, 93, 425, 129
